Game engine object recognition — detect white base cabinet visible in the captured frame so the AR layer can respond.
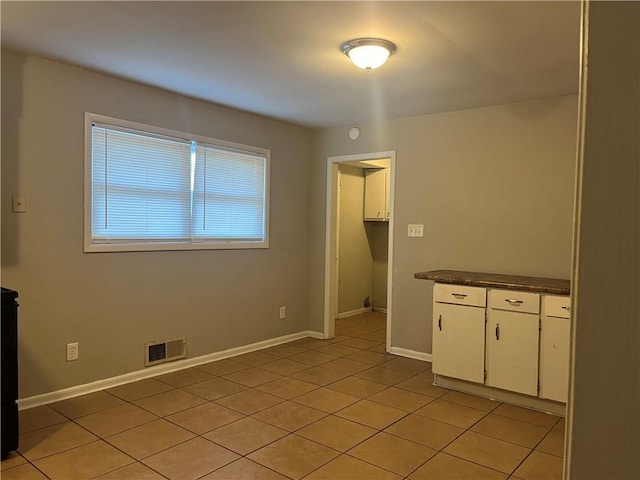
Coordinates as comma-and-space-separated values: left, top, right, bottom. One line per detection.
433, 302, 485, 383
539, 295, 571, 402
431, 282, 570, 403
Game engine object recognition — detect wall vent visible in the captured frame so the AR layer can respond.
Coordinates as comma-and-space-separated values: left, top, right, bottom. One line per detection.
145, 337, 186, 367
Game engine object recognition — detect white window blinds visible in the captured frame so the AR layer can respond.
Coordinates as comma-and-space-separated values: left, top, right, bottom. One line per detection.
87, 116, 269, 251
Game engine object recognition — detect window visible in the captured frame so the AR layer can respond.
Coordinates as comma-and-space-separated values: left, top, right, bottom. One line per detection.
84, 113, 269, 252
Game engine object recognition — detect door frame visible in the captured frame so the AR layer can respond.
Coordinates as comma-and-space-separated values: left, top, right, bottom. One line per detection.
323, 150, 396, 349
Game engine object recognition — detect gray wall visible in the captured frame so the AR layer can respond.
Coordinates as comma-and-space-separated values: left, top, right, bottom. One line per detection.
337, 165, 372, 314
310, 95, 578, 354
1, 51, 313, 398
567, 1, 639, 478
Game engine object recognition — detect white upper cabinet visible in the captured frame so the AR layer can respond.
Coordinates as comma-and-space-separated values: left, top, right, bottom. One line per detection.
364, 168, 390, 221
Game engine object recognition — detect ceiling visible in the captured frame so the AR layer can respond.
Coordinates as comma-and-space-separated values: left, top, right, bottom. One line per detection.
1, 1, 581, 129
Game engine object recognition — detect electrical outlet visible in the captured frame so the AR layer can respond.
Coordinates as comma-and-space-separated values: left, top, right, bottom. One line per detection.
66, 342, 79, 361
279, 306, 286, 319
408, 224, 424, 237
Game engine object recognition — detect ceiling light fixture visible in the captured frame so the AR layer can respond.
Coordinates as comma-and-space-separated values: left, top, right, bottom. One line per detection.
341, 38, 397, 71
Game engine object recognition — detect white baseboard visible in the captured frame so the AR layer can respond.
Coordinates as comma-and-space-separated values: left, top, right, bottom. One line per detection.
373, 307, 387, 314
18, 330, 319, 411
388, 346, 432, 363
337, 307, 372, 319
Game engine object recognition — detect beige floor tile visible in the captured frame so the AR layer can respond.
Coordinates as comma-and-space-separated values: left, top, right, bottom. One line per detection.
385, 413, 464, 450
359, 330, 387, 342
321, 358, 371, 375
248, 434, 339, 479
166, 402, 244, 434
513, 451, 564, 480
382, 357, 431, 374
535, 420, 565, 457
223, 367, 282, 387
444, 431, 530, 474
416, 399, 488, 429
356, 366, 414, 386
256, 377, 318, 399
440, 390, 501, 412
409, 452, 508, 480
297, 415, 376, 451
366, 343, 389, 353
335, 399, 407, 430
327, 376, 388, 398
196, 359, 249, 376
1, 451, 26, 471
252, 401, 327, 431
338, 337, 380, 349
472, 412, 550, 448
202, 458, 289, 479
0, 463, 48, 480
493, 404, 559, 428
286, 337, 326, 348
336, 327, 371, 338
260, 358, 310, 375
107, 379, 174, 401
293, 387, 361, 413
182, 377, 247, 401
233, 351, 280, 366
349, 432, 437, 477
50, 391, 125, 419
18, 406, 67, 434
290, 366, 350, 386
304, 454, 402, 480
289, 351, 338, 366
155, 368, 214, 387
314, 344, 362, 358
142, 437, 238, 480
95, 462, 167, 479
395, 376, 449, 397
368, 387, 435, 412
345, 350, 392, 365
106, 419, 195, 460
214, 389, 284, 415
33, 440, 134, 480
134, 388, 206, 416
204, 417, 288, 455
18, 422, 98, 461
262, 344, 308, 358
75, 403, 158, 437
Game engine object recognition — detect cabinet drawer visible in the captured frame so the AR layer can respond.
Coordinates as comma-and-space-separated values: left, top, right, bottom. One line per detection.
544, 295, 571, 318
434, 283, 486, 307
489, 289, 540, 314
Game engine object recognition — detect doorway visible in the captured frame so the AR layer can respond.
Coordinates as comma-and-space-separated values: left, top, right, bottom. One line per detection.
323, 151, 396, 349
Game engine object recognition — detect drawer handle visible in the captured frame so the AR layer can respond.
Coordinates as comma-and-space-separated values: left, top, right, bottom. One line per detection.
495, 323, 500, 340
438, 315, 442, 331
451, 293, 468, 300
505, 299, 524, 306
561, 305, 571, 312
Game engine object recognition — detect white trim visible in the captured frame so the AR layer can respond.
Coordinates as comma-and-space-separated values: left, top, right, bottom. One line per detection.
18, 330, 318, 411
434, 374, 566, 417
337, 307, 373, 319
324, 150, 396, 348
373, 307, 387, 314
387, 346, 433, 363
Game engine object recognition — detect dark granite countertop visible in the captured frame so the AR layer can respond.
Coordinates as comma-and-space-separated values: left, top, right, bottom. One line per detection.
414, 269, 570, 296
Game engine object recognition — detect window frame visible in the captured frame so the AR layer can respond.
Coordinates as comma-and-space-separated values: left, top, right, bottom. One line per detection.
84, 112, 270, 253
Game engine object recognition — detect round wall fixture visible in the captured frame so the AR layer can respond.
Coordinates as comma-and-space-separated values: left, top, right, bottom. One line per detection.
348, 127, 361, 140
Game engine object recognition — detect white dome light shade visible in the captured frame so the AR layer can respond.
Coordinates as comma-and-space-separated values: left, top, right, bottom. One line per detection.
341, 38, 397, 70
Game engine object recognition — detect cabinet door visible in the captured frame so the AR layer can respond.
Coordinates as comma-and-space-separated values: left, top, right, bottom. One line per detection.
364, 169, 386, 220
486, 309, 539, 396
432, 302, 485, 383
539, 316, 570, 402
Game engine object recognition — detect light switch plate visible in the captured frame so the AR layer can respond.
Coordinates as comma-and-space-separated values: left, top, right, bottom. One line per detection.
408, 224, 424, 237
12, 195, 26, 213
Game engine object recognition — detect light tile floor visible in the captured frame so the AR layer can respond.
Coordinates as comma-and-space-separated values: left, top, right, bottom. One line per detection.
2, 312, 565, 479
